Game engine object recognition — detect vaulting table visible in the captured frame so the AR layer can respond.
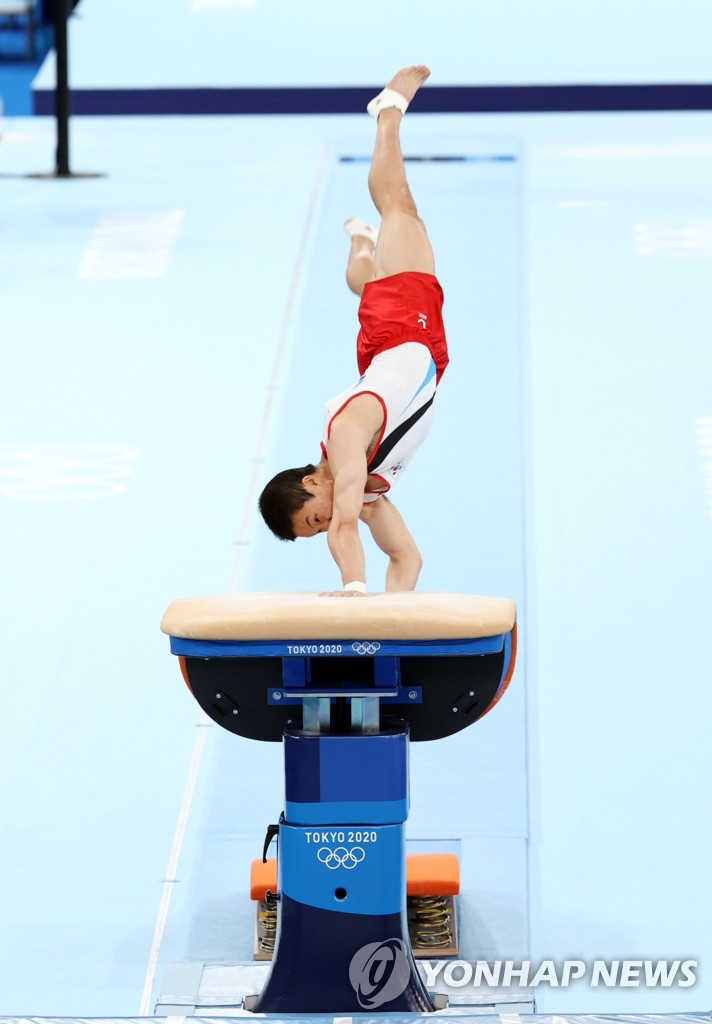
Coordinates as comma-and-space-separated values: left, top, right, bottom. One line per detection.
161, 590, 517, 1013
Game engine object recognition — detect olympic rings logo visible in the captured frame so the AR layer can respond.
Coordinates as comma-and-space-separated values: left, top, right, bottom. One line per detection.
317, 846, 366, 870
0, 444, 137, 500
351, 641, 381, 655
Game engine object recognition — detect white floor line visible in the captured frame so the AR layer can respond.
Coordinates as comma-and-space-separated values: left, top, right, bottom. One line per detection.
138, 718, 210, 1015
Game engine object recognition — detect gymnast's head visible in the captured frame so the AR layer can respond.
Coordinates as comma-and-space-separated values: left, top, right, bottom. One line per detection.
258, 462, 334, 541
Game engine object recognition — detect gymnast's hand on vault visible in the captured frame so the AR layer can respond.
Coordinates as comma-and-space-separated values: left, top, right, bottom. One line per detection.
319, 590, 367, 598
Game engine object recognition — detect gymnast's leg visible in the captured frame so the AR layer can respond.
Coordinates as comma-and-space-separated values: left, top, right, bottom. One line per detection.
368, 65, 435, 281
344, 66, 433, 295
344, 220, 377, 297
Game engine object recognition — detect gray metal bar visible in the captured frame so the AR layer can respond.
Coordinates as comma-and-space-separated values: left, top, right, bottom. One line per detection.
302, 696, 331, 732
351, 696, 380, 733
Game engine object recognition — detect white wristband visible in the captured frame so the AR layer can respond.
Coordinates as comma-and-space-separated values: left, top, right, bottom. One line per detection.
344, 580, 367, 594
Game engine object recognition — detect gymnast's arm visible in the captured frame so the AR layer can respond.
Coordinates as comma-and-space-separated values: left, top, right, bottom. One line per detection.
360, 495, 422, 592
325, 423, 371, 595
325, 395, 392, 594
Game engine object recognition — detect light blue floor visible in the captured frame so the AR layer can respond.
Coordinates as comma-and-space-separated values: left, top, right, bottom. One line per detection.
0, 104, 711, 1022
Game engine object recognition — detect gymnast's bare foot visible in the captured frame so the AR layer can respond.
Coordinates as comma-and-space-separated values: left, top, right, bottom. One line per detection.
384, 65, 431, 104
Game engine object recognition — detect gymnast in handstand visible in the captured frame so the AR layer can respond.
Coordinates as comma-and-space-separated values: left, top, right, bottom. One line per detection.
258, 65, 449, 596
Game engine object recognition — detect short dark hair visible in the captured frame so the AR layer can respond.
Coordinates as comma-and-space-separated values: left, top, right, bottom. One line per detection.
258, 464, 316, 541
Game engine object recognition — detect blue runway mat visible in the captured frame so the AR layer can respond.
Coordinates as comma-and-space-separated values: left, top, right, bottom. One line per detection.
152, 135, 528, 1006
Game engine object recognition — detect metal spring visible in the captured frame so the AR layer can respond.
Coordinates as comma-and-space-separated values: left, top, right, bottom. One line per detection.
408, 894, 453, 948
258, 901, 278, 953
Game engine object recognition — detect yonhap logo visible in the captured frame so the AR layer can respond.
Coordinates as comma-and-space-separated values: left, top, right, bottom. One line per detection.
349, 938, 411, 1008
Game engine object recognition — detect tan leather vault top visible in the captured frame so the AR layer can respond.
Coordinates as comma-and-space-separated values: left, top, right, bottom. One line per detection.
160, 591, 516, 642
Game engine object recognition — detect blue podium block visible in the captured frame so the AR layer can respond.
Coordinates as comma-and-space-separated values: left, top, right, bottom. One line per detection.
284, 725, 409, 824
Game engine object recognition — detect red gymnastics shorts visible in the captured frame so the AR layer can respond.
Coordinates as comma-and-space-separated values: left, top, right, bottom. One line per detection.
356, 271, 449, 383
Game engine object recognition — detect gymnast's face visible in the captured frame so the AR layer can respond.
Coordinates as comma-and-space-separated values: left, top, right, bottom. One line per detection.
291, 491, 333, 538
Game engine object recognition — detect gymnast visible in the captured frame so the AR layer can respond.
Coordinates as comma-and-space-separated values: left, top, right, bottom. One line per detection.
258, 66, 449, 597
